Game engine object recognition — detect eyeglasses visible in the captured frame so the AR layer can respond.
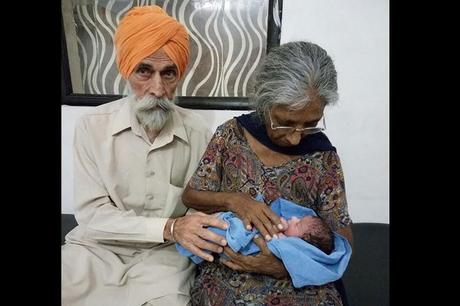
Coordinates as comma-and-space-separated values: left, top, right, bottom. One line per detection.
268, 110, 326, 134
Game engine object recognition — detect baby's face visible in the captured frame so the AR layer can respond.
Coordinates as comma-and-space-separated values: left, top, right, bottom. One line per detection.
282, 216, 304, 237
282, 216, 318, 237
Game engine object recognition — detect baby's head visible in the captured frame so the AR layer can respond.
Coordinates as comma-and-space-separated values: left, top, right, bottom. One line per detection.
281, 215, 334, 254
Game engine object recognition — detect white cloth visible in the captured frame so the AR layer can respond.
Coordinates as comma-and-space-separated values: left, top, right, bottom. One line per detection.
62, 97, 212, 306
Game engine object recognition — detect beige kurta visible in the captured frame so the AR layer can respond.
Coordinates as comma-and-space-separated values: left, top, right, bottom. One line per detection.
62, 97, 212, 306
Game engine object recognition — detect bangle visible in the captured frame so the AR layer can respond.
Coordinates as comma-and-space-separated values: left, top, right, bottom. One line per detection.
169, 218, 177, 242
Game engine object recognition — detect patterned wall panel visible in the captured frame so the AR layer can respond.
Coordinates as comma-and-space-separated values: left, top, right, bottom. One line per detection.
67, 0, 269, 97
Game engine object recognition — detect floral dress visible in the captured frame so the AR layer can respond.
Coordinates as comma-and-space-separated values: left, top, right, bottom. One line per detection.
188, 118, 352, 306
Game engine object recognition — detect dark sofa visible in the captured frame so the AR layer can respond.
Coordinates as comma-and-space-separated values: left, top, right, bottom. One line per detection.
61, 214, 388, 306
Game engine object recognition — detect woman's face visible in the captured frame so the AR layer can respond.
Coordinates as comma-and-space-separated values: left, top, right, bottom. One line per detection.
266, 97, 325, 147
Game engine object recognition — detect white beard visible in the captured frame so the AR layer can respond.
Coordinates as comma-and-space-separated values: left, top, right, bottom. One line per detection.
131, 95, 175, 131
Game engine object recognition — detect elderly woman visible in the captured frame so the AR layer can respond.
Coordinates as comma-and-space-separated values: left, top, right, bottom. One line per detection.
180, 41, 353, 306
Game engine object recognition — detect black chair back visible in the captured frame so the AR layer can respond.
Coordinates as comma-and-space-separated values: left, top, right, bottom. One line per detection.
342, 223, 389, 306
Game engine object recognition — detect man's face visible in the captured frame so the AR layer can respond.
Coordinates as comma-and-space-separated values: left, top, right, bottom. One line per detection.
128, 48, 179, 100
128, 48, 180, 131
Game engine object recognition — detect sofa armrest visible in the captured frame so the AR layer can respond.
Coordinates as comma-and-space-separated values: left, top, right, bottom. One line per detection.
61, 214, 78, 245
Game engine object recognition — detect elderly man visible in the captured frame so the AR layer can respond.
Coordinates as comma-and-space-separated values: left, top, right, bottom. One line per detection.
61, 5, 228, 306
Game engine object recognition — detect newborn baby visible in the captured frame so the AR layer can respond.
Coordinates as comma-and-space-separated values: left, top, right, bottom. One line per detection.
176, 197, 352, 287
280, 215, 334, 254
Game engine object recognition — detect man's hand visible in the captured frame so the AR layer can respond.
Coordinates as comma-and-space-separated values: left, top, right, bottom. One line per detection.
220, 235, 289, 279
228, 193, 284, 241
173, 212, 228, 262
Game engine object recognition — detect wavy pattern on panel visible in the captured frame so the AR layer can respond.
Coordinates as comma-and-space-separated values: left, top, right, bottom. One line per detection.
72, 0, 268, 96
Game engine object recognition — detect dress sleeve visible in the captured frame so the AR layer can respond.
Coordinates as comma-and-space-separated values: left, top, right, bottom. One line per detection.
315, 151, 352, 231
187, 122, 231, 192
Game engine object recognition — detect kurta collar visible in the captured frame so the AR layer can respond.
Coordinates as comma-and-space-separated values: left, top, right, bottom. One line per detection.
110, 98, 135, 136
151, 104, 189, 149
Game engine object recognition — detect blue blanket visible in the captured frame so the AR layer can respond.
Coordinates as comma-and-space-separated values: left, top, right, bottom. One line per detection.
176, 197, 352, 287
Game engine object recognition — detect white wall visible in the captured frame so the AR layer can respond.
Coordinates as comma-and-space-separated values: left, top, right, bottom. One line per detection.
281, 0, 389, 223
62, 0, 389, 223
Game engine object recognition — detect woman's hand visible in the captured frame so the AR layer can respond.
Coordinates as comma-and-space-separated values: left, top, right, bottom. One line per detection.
173, 212, 229, 262
220, 235, 289, 279
227, 193, 284, 240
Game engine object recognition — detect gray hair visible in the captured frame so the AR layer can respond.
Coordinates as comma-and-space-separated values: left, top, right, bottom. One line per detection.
251, 41, 338, 121
130, 94, 175, 131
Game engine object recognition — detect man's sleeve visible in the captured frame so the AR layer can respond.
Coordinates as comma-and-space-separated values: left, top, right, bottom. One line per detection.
73, 117, 168, 244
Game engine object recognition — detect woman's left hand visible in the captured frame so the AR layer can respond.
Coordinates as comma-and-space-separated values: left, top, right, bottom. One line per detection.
220, 235, 289, 279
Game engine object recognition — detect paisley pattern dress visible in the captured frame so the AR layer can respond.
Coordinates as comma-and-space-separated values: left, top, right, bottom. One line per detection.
188, 118, 352, 306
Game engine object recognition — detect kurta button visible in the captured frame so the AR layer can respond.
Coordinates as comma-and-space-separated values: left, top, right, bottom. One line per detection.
146, 194, 154, 200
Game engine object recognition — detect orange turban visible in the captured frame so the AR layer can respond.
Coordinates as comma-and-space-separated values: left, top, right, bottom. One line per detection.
114, 5, 189, 79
